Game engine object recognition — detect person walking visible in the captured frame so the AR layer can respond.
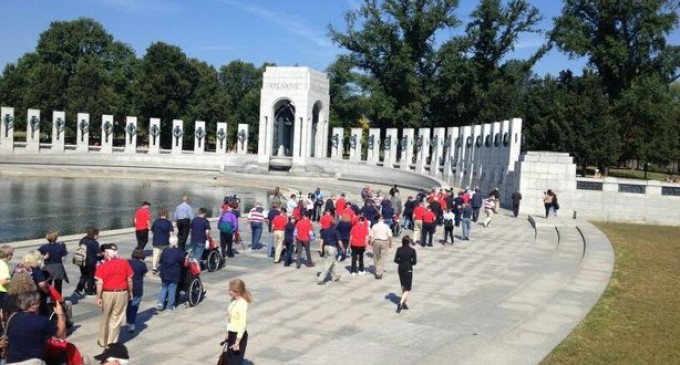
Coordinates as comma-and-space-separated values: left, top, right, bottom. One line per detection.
511, 190, 522, 218
126, 248, 147, 332
412, 201, 425, 244
335, 212, 353, 261
188, 208, 210, 261
317, 221, 343, 285
133, 201, 152, 250
0, 245, 13, 317
271, 209, 287, 263
483, 196, 495, 227
151, 207, 174, 274
75, 229, 101, 297
442, 208, 455, 244
394, 236, 417, 313
38, 230, 69, 294
266, 204, 281, 258
294, 212, 315, 269
471, 187, 483, 222
282, 216, 296, 266
95, 243, 133, 347
223, 279, 253, 365
156, 238, 184, 312
461, 203, 473, 240
349, 217, 370, 276
173, 196, 194, 250
247, 203, 265, 251
421, 207, 437, 247
370, 214, 393, 280
218, 206, 239, 258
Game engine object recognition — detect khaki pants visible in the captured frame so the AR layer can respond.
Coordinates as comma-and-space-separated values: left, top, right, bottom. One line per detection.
152, 247, 164, 270
273, 230, 285, 262
99, 290, 129, 346
317, 246, 339, 283
372, 239, 390, 276
413, 220, 423, 242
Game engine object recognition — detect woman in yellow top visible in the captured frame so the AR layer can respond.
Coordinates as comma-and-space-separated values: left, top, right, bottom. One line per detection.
224, 279, 252, 365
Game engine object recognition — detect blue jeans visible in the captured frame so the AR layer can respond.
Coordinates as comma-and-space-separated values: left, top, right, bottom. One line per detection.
251, 223, 263, 249
267, 231, 275, 258
187, 241, 205, 261
157, 281, 177, 310
462, 218, 472, 239
126, 296, 142, 324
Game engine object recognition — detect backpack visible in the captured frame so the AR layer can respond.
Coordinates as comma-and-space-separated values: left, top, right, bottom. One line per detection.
72, 244, 87, 267
218, 217, 234, 234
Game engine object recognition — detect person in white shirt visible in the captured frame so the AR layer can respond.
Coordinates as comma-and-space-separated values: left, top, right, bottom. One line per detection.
369, 213, 393, 280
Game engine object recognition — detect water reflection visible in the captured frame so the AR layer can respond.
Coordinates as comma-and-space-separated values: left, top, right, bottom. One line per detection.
0, 177, 267, 243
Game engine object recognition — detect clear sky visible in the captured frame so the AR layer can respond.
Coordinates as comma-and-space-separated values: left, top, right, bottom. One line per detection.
0, 0, 678, 77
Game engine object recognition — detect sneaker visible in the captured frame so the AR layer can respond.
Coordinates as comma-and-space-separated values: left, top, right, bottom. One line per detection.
359, 271, 366, 275
375, 274, 383, 280
396, 304, 402, 313
127, 324, 136, 332
402, 304, 409, 310
351, 272, 357, 277
168, 307, 176, 312
152, 269, 159, 275
156, 303, 164, 312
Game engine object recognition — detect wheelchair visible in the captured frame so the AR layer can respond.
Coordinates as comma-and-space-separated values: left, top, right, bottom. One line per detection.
176, 258, 204, 307
202, 236, 223, 272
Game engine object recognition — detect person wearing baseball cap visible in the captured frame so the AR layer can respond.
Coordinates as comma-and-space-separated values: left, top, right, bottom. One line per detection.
94, 243, 133, 347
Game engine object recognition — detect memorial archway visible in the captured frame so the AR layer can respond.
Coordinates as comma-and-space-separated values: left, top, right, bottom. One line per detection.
272, 99, 295, 157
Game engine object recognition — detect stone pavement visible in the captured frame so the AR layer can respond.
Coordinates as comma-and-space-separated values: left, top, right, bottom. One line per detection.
6, 179, 614, 365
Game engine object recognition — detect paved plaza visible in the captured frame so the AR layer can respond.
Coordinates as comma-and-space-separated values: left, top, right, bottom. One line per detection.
6, 177, 614, 365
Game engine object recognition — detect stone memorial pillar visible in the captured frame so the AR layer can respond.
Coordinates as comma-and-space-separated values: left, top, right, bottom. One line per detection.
443, 127, 456, 181
172, 120, 184, 154
367, 128, 380, 165
148, 118, 161, 155
124, 116, 137, 154
460, 125, 474, 188
1, 107, 15, 155
236, 123, 248, 155
349, 127, 362, 161
330, 127, 343, 159
26, 109, 41, 153
415, 128, 430, 174
101, 114, 114, 154
383, 128, 398, 169
216, 122, 228, 154
76, 113, 90, 153
194, 121, 206, 154
431, 127, 445, 178
50, 111, 66, 154
400, 128, 414, 171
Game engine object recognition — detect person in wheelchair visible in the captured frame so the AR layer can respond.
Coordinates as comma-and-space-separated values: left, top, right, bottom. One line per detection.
200, 236, 223, 272
175, 255, 204, 307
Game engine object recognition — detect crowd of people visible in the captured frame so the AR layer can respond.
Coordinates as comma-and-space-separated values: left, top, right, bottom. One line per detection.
0, 182, 538, 364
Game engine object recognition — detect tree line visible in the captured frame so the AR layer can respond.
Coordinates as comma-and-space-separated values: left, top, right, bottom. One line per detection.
1, 0, 679, 172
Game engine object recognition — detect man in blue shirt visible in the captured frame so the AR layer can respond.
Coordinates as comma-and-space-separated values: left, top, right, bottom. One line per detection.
188, 208, 210, 261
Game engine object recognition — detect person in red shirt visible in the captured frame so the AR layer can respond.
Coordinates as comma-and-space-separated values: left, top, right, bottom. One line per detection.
94, 243, 133, 347
294, 213, 315, 269
133, 201, 151, 250
318, 210, 334, 257
349, 217, 370, 275
421, 207, 437, 247
412, 202, 426, 244
271, 209, 288, 263
335, 194, 347, 218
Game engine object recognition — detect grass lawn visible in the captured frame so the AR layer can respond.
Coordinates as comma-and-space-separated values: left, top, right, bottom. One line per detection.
540, 223, 680, 365
607, 167, 671, 182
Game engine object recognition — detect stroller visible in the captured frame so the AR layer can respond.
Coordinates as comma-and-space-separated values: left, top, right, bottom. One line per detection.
176, 257, 204, 307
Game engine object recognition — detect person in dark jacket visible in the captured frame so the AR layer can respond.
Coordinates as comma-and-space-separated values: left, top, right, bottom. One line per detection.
75, 228, 101, 296
156, 239, 184, 312
394, 236, 417, 313
471, 187, 483, 222
282, 216, 297, 267
511, 190, 522, 217
126, 248, 148, 332
38, 230, 68, 295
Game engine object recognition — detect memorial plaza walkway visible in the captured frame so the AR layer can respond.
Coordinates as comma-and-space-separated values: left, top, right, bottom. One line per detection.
6, 176, 614, 365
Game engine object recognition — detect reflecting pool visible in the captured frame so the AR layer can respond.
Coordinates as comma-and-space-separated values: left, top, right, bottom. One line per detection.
0, 177, 268, 243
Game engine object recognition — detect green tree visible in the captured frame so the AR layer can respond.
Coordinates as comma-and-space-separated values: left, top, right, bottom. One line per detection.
329, 0, 460, 127
326, 55, 371, 128
219, 60, 265, 149
551, 0, 680, 99
186, 60, 229, 149
134, 42, 198, 148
